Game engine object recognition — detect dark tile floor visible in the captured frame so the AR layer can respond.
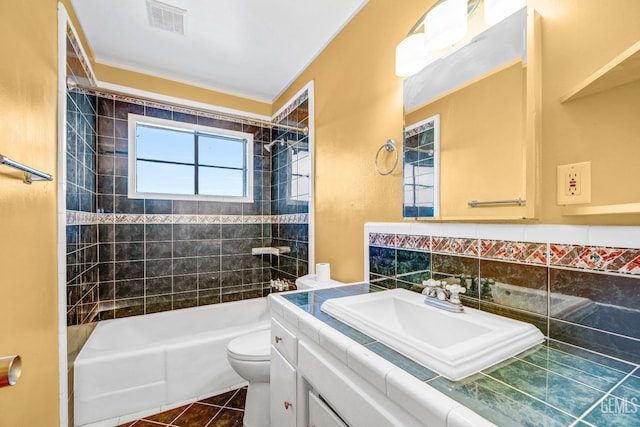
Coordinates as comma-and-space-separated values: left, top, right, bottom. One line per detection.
118, 387, 247, 427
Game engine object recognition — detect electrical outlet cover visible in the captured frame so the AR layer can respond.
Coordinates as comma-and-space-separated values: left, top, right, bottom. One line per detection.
557, 162, 591, 205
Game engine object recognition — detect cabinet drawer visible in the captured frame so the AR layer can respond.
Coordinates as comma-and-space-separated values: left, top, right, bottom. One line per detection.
309, 392, 348, 427
272, 318, 297, 364
270, 347, 297, 427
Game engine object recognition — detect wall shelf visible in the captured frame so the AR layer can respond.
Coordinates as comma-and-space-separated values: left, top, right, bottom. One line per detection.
561, 202, 640, 216
560, 40, 640, 103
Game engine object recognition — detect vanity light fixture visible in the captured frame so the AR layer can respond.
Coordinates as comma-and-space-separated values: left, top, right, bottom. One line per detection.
395, 33, 430, 77
484, 0, 526, 26
395, 0, 480, 77
424, 0, 468, 51
395, 0, 525, 78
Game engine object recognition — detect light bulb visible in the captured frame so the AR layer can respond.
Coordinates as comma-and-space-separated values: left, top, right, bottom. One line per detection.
395, 33, 430, 77
424, 0, 468, 51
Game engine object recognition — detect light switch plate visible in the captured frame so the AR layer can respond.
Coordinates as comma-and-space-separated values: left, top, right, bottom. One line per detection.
557, 162, 591, 205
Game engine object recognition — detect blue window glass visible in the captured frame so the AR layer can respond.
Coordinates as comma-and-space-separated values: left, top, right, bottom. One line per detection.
129, 115, 252, 201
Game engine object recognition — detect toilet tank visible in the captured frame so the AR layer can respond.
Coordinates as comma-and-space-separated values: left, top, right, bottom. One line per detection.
295, 274, 344, 290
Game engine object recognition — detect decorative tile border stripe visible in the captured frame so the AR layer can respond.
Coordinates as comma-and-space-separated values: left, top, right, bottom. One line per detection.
66, 210, 98, 225
272, 89, 309, 125
87, 88, 307, 135
480, 240, 547, 265
397, 234, 431, 250
66, 25, 96, 85
66, 211, 308, 226
550, 244, 640, 275
368, 232, 640, 276
404, 120, 435, 138
91, 90, 263, 129
278, 213, 309, 224
432, 237, 478, 257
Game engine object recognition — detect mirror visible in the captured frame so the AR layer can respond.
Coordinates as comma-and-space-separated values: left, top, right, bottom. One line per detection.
402, 8, 528, 219
403, 115, 440, 218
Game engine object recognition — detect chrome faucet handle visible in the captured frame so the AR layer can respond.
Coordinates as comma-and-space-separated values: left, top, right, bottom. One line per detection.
421, 279, 441, 297
445, 284, 466, 305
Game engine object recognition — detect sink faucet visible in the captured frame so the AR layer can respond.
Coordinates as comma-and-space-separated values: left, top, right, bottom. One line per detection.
421, 279, 466, 313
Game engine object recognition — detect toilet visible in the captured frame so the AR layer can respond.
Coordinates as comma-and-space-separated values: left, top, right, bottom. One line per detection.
226, 275, 344, 426
227, 329, 271, 427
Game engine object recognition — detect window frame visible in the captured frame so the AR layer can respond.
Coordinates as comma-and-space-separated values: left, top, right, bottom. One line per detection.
286, 141, 310, 205
128, 113, 254, 202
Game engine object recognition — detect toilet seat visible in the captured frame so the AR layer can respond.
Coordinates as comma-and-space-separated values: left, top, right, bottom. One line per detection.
227, 330, 271, 362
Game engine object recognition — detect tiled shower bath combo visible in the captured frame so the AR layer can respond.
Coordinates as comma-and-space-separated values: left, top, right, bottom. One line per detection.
66, 90, 310, 325
64, 27, 311, 426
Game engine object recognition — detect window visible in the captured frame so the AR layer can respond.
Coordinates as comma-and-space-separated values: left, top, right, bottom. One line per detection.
288, 142, 310, 204
128, 114, 253, 202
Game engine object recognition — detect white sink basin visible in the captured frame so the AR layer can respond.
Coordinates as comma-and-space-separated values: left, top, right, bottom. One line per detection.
320, 288, 544, 381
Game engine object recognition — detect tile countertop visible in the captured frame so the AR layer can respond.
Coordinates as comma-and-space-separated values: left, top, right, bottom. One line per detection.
271, 284, 640, 427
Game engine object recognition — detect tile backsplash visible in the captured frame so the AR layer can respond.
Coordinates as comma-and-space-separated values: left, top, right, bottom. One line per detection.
366, 223, 640, 365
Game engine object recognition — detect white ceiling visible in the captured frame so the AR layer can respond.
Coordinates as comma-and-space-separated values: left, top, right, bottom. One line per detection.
71, 0, 368, 103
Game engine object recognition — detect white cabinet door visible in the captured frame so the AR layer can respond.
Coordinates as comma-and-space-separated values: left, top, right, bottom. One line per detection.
271, 347, 297, 427
308, 392, 348, 427
272, 318, 298, 364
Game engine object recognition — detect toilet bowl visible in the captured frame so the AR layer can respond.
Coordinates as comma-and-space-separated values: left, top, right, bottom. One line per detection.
227, 329, 271, 427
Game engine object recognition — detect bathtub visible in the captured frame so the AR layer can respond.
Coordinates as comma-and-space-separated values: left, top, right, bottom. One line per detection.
74, 297, 270, 426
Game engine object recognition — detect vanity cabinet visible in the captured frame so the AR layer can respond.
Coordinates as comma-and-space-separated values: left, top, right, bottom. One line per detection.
403, 8, 541, 220
268, 295, 485, 427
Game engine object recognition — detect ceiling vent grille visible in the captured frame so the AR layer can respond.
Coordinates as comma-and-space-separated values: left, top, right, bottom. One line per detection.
146, 0, 186, 35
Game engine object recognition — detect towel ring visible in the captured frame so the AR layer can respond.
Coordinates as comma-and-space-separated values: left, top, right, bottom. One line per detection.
375, 139, 399, 176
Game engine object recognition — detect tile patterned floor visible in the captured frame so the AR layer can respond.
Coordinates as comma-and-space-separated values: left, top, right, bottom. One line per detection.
118, 387, 247, 427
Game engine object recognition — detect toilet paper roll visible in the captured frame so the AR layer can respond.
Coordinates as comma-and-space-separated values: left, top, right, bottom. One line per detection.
316, 263, 331, 282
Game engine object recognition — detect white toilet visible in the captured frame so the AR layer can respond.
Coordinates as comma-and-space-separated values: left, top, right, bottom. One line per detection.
226, 274, 344, 426
227, 329, 271, 427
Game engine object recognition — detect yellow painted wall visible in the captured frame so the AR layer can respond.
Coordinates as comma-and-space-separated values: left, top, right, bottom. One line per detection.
534, 0, 640, 224
0, 0, 60, 425
275, 0, 640, 282
94, 64, 272, 116
274, 0, 428, 281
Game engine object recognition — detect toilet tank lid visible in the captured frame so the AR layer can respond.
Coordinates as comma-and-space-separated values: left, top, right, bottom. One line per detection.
227, 329, 270, 360
295, 274, 344, 288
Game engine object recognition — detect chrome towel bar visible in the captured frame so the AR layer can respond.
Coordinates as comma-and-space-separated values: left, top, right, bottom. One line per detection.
0, 154, 53, 184
468, 198, 526, 207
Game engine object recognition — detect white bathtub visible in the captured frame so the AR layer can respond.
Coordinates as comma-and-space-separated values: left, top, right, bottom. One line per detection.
74, 297, 270, 426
